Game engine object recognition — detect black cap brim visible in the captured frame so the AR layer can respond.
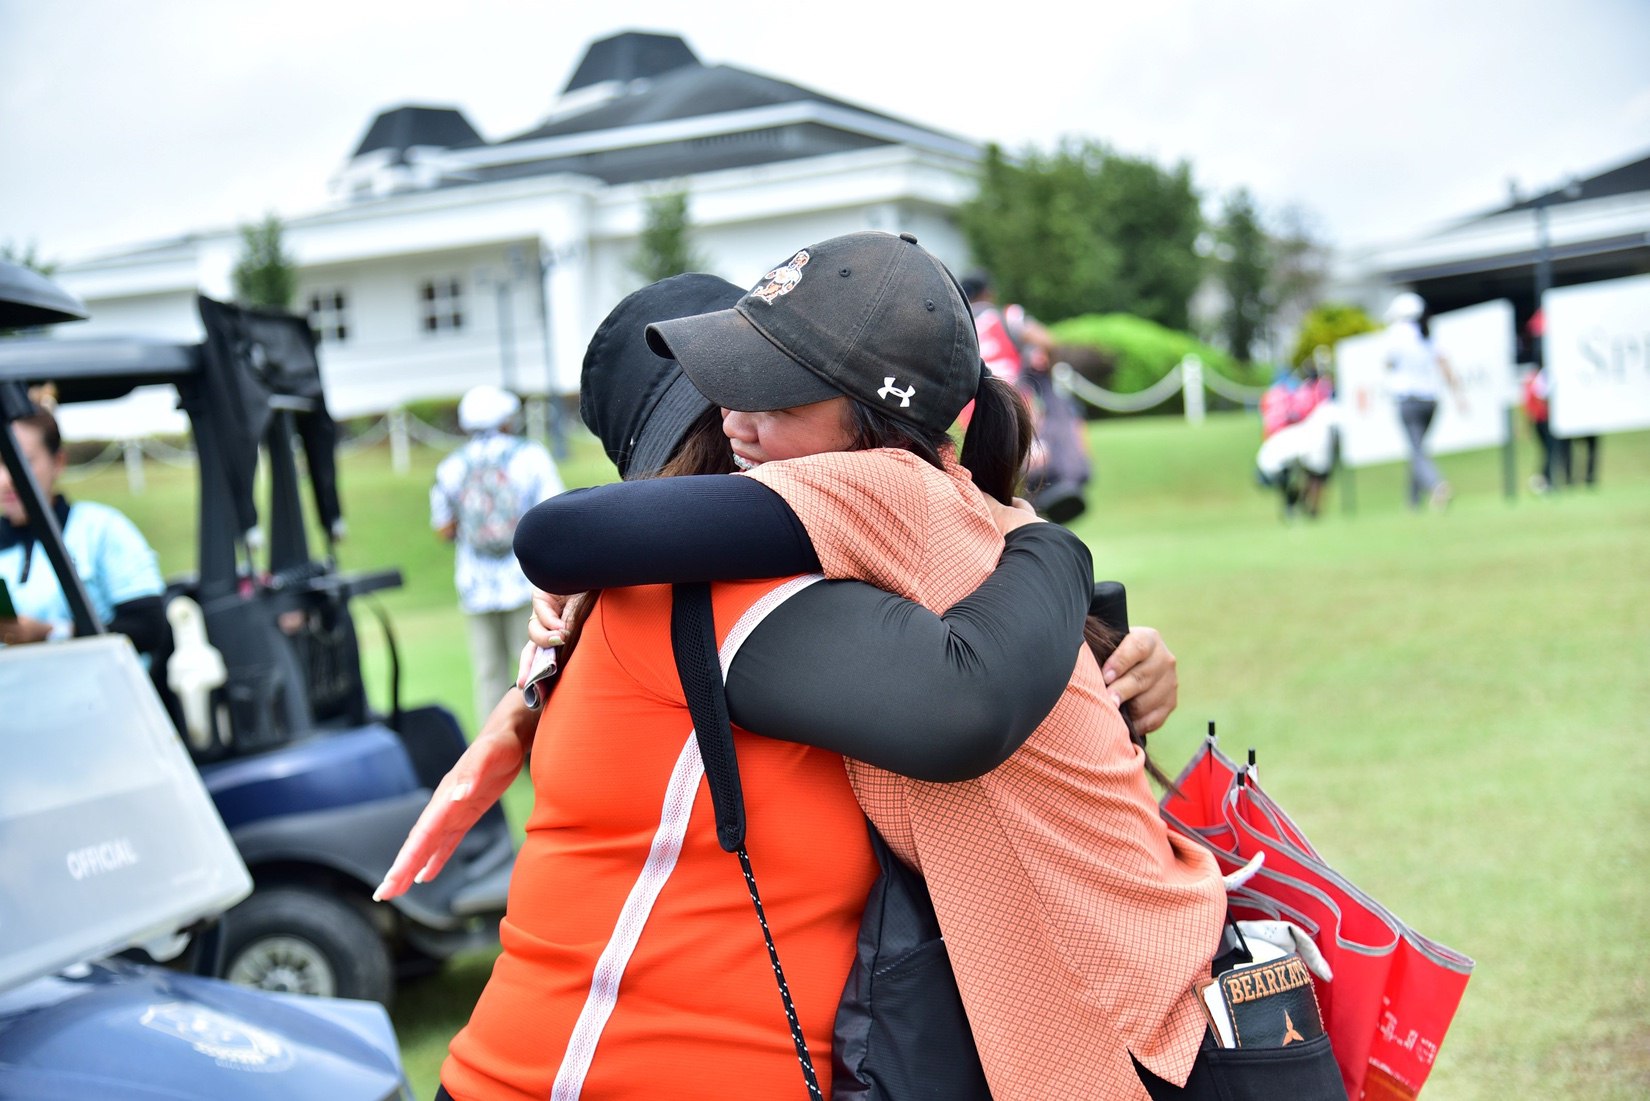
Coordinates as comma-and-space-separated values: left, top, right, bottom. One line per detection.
647, 306, 840, 412
626, 369, 712, 478
581, 273, 742, 478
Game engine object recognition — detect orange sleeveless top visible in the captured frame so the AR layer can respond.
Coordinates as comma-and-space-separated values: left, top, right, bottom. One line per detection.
747, 449, 1226, 1101
442, 579, 877, 1101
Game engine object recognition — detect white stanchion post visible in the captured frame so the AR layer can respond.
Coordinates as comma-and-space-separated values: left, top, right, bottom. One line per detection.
389, 408, 410, 474
1182, 355, 1206, 426
525, 396, 549, 444
122, 440, 145, 494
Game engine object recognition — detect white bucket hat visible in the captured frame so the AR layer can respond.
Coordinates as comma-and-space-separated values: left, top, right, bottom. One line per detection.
1383, 292, 1426, 323
458, 384, 520, 432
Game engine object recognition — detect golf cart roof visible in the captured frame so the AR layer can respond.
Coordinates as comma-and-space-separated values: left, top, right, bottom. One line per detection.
0, 334, 203, 403
2, 294, 346, 603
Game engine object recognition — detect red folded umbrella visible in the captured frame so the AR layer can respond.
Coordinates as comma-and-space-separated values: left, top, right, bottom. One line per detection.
1161, 736, 1473, 1100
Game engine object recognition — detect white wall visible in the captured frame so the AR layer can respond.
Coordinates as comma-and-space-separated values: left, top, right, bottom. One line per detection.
51, 145, 979, 434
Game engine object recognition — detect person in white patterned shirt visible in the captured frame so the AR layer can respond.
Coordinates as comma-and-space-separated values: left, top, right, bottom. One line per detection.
431, 385, 564, 723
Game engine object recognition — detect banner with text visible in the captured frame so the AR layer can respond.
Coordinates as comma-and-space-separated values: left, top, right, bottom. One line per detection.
1544, 273, 1650, 438
1334, 299, 1516, 468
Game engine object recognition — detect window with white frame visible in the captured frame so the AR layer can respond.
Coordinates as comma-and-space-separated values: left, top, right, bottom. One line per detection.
306, 289, 349, 343
419, 277, 464, 334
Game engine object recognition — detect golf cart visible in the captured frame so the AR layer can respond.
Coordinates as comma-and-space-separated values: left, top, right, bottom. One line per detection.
0, 275, 514, 1008
0, 261, 412, 1098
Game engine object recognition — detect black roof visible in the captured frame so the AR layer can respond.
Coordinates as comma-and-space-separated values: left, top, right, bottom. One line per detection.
351, 105, 484, 160
506, 61, 919, 145
1474, 149, 1650, 222
331, 33, 972, 198
563, 30, 700, 93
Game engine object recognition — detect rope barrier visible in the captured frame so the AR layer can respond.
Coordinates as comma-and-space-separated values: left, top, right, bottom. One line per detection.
399, 411, 468, 449
1053, 362, 1187, 413
139, 437, 197, 466
1202, 369, 1269, 405
337, 415, 392, 453
58, 441, 125, 482
1052, 358, 1269, 414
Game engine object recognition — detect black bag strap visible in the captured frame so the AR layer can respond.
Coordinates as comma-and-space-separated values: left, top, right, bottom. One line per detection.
670, 582, 823, 1101
670, 581, 745, 852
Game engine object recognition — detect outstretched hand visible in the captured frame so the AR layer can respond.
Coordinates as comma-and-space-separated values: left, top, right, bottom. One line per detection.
374, 692, 535, 901
1101, 625, 1179, 735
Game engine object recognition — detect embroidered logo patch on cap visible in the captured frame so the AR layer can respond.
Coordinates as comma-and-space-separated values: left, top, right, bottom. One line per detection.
751, 249, 810, 303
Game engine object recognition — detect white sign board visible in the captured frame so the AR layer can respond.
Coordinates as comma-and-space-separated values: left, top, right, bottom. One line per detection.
1334, 299, 1515, 468
1544, 273, 1650, 437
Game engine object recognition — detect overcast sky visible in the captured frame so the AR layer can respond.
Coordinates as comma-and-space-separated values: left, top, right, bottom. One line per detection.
3, 0, 1647, 265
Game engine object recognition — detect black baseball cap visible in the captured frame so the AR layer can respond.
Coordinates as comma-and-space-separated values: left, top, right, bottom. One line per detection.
580, 272, 743, 478
645, 231, 982, 436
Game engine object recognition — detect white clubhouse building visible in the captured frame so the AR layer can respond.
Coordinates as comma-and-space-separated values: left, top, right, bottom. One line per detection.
53, 31, 981, 421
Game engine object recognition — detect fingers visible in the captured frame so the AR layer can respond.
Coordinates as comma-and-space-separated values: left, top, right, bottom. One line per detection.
516, 640, 537, 689
375, 835, 427, 901
526, 616, 565, 652
373, 773, 474, 900
415, 835, 466, 885
531, 588, 568, 635
1102, 627, 1178, 735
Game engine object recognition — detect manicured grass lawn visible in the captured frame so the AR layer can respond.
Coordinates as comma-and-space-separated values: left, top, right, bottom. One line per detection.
68, 411, 1649, 1099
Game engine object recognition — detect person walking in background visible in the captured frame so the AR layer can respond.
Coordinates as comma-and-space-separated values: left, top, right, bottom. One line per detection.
962, 270, 1091, 522
1525, 309, 1600, 491
431, 384, 563, 723
1521, 363, 1558, 493
1382, 291, 1464, 511
1255, 359, 1338, 519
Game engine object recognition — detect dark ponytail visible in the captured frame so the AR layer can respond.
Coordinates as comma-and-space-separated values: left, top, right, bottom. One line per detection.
959, 375, 1034, 504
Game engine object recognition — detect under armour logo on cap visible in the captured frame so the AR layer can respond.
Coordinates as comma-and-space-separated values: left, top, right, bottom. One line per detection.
878, 377, 915, 408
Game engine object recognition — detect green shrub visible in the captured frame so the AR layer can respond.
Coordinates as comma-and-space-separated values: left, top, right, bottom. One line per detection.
1048, 313, 1268, 414
1290, 303, 1380, 367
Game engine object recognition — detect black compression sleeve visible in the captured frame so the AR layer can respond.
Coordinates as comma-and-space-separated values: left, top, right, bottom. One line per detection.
513, 475, 819, 593
724, 524, 1093, 781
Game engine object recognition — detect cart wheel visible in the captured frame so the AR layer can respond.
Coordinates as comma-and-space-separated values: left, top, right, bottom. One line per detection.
219, 886, 393, 1006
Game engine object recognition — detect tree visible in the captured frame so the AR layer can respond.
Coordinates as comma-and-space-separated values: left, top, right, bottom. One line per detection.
1290, 303, 1381, 367
1216, 188, 1270, 363
1, 240, 56, 276
231, 214, 296, 310
958, 140, 1203, 329
1266, 204, 1331, 340
630, 190, 705, 283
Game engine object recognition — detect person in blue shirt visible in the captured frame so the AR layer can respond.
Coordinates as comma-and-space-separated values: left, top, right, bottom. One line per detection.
0, 401, 168, 661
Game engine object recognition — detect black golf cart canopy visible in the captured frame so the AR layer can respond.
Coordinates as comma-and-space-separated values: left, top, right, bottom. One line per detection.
0, 260, 88, 327
1, 290, 346, 620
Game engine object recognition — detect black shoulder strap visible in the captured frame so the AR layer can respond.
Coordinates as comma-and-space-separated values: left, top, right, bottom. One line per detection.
670, 581, 746, 852
668, 581, 824, 1100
